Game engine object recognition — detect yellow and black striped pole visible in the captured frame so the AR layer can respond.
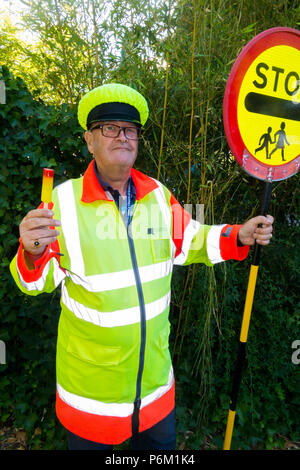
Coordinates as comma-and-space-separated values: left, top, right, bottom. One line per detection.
223, 181, 272, 450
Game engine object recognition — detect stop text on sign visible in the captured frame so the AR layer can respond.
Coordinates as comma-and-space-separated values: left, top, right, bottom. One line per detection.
253, 63, 299, 96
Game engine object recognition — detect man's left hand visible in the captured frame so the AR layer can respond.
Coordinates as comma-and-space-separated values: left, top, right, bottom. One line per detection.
238, 215, 274, 246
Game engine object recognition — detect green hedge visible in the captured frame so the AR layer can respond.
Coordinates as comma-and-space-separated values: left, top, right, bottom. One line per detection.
0, 66, 299, 450
0, 65, 88, 449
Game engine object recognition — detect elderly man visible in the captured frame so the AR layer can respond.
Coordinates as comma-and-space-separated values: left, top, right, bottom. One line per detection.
10, 83, 273, 450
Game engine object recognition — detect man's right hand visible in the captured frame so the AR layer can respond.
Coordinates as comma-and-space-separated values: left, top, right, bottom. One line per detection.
19, 208, 61, 260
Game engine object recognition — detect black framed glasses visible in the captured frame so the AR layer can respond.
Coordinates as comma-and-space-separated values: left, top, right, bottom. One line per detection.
89, 123, 143, 140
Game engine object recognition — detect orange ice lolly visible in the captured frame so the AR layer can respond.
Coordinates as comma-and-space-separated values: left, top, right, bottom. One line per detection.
41, 168, 54, 209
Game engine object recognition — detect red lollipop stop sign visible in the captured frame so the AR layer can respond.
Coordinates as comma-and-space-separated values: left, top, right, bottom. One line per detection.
222, 27, 299, 451
223, 27, 300, 182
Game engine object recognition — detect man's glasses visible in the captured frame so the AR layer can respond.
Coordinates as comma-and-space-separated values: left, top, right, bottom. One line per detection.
89, 123, 143, 140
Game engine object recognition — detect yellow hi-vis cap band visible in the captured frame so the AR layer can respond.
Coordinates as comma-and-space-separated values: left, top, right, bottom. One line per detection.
77, 83, 149, 130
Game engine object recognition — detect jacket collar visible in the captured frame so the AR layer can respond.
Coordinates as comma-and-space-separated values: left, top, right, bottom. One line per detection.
81, 159, 158, 203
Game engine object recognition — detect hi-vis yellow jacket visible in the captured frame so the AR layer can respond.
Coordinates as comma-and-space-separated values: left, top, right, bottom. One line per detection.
10, 160, 249, 445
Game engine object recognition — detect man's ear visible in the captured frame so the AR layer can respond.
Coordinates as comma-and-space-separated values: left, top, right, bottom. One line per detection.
84, 131, 94, 154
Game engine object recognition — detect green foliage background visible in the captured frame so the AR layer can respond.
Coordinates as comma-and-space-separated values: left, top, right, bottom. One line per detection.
0, 0, 299, 450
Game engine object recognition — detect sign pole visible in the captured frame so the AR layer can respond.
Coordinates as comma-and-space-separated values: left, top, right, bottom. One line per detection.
223, 181, 272, 450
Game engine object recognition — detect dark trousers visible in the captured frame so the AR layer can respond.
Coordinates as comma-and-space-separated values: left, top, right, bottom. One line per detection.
67, 408, 176, 450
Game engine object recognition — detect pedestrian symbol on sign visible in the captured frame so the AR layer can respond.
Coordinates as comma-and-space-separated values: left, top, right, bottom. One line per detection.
255, 127, 273, 159
269, 122, 290, 161
255, 121, 291, 161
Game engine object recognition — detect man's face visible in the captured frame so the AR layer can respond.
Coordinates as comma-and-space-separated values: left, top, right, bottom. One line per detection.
84, 121, 139, 176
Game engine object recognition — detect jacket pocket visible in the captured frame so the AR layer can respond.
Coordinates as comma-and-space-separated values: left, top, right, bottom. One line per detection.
66, 335, 121, 366
150, 239, 170, 263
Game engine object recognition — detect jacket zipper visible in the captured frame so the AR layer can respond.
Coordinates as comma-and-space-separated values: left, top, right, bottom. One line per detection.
126, 202, 146, 436
112, 193, 146, 437
127, 226, 146, 436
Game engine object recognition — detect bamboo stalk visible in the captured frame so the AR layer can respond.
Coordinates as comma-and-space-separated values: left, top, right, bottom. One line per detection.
91, 0, 100, 84
186, 0, 197, 205
176, 263, 197, 361
173, 1, 198, 363
172, 264, 192, 363
201, 0, 213, 204
81, 0, 94, 89
53, 0, 73, 107
157, 51, 169, 181
157, 0, 171, 181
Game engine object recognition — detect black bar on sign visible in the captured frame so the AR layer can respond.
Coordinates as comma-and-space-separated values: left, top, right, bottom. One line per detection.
245, 92, 300, 121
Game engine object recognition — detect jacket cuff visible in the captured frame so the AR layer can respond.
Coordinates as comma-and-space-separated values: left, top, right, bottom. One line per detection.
220, 224, 250, 261
17, 240, 62, 283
